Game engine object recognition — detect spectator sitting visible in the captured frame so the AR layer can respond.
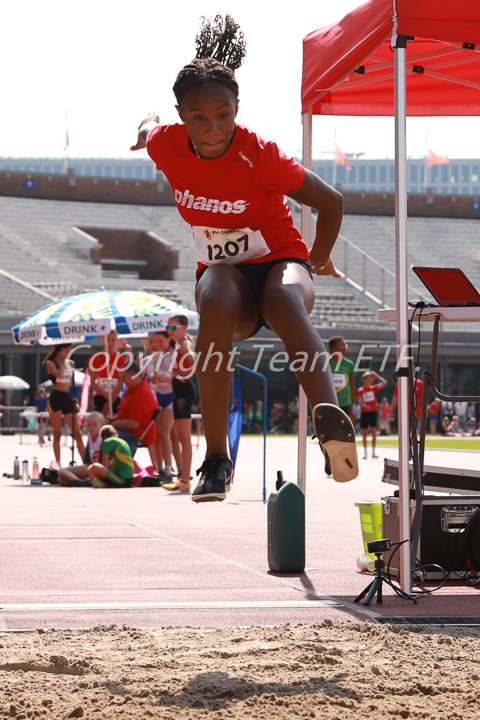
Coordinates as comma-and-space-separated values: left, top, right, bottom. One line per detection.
87, 425, 134, 488
57, 412, 105, 486
449, 415, 464, 435
440, 416, 454, 436
110, 362, 158, 465
466, 417, 479, 436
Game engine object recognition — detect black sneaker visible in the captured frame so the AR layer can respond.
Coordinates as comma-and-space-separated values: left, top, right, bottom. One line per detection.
313, 403, 358, 483
324, 456, 332, 477
158, 470, 172, 486
192, 453, 233, 503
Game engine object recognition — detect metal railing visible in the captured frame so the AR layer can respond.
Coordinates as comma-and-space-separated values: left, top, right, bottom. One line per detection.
336, 233, 430, 308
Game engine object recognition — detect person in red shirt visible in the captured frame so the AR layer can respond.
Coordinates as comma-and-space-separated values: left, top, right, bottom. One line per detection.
357, 371, 387, 459
390, 378, 424, 442
111, 362, 158, 467
390, 378, 424, 420
130, 15, 358, 500
427, 399, 441, 435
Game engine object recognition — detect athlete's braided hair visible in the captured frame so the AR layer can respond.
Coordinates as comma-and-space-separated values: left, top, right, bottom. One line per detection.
173, 15, 246, 104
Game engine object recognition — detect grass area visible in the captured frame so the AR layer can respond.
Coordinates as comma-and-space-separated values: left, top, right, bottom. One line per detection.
255, 434, 480, 452
370, 435, 480, 451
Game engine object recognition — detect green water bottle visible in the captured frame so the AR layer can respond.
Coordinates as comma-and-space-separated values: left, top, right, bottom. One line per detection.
267, 471, 305, 573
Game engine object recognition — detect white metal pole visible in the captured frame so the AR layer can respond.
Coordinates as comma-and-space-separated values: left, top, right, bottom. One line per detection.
298, 111, 313, 492
394, 42, 412, 594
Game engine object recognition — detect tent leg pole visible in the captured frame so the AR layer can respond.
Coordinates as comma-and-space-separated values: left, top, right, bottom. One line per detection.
394, 41, 412, 595
298, 111, 313, 494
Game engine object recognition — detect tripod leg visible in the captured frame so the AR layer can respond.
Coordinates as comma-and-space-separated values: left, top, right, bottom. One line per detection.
363, 576, 383, 606
354, 580, 374, 604
383, 578, 418, 604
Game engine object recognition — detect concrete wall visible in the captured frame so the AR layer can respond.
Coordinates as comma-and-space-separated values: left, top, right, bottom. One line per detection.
1, 168, 480, 220
342, 189, 480, 219
78, 227, 179, 280
0, 169, 174, 206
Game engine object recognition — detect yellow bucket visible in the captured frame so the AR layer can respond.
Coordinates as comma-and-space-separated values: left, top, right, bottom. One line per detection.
354, 501, 383, 560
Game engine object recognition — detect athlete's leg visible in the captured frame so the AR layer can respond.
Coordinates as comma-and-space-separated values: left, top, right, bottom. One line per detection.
195, 264, 258, 456
170, 424, 182, 475
260, 262, 358, 483
158, 407, 174, 468
63, 411, 86, 462
57, 465, 88, 486
48, 410, 63, 464
175, 417, 192, 484
361, 427, 369, 457
371, 426, 378, 456
259, 262, 337, 407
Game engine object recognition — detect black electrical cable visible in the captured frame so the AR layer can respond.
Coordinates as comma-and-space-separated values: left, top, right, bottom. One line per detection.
408, 302, 426, 571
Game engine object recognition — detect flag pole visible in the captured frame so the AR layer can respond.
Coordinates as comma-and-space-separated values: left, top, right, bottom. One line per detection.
64, 110, 69, 175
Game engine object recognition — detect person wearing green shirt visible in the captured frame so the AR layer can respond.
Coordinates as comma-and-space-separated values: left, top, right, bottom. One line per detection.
87, 425, 134, 488
325, 336, 356, 476
328, 336, 356, 418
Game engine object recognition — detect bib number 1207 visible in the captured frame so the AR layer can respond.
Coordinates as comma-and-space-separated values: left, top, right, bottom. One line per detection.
206, 233, 249, 261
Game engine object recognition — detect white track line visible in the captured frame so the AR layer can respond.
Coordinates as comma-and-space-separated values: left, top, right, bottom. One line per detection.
0, 600, 340, 611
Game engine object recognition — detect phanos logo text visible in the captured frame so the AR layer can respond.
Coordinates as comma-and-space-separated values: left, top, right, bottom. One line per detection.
174, 189, 248, 214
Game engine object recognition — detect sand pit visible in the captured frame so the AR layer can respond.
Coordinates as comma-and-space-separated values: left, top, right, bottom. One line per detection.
1, 620, 480, 719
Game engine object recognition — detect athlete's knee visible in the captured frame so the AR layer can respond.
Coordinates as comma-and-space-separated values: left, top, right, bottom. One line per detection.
262, 285, 309, 326
197, 285, 244, 330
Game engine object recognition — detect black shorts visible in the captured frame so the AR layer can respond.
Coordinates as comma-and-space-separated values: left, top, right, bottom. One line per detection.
93, 394, 121, 415
360, 411, 378, 430
173, 378, 194, 420
47, 389, 75, 415
197, 257, 312, 336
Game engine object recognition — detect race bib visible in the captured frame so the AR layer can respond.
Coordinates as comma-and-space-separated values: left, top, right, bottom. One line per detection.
332, 373, 347, 390
363, 390, 375, 403
193, 226, 271, 265
97, 377, 118, 392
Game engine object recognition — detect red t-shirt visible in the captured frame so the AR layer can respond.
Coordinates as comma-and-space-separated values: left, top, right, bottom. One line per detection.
357, 384, 381, 413
147, 123, 307, 274
379, 403, 391, 419
89, 352, 127, 396
118, 379, 158, 446
393, 379, 423, 418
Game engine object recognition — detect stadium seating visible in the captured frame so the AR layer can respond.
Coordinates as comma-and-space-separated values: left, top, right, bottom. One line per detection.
2, 195, 480, 331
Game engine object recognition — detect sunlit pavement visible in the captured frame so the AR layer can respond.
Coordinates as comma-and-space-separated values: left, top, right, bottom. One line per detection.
1, 431, 478, 630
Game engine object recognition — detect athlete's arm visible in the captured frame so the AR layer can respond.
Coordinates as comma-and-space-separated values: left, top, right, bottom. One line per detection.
130, 113, 160, 151
46, 359, 63, 379
286, 169, 343, 277
89, 369, 107, 399
100, 452, 110, 469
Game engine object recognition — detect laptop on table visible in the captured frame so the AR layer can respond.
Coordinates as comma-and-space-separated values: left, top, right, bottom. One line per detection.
411, 267, 480, 307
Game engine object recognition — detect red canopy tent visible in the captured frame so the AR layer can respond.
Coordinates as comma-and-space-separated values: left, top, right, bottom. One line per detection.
298, 0, 480, 592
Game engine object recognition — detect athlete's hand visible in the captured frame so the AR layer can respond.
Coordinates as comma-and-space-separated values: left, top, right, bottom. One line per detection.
309, 255, 343, 278
130, 112, 160, 151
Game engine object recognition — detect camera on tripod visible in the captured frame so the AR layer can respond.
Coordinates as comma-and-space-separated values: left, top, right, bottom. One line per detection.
355, 536, 417, 606
367, 538, 392, 554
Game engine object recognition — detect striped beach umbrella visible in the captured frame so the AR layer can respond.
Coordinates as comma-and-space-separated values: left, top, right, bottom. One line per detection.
12, 289, 199, 345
